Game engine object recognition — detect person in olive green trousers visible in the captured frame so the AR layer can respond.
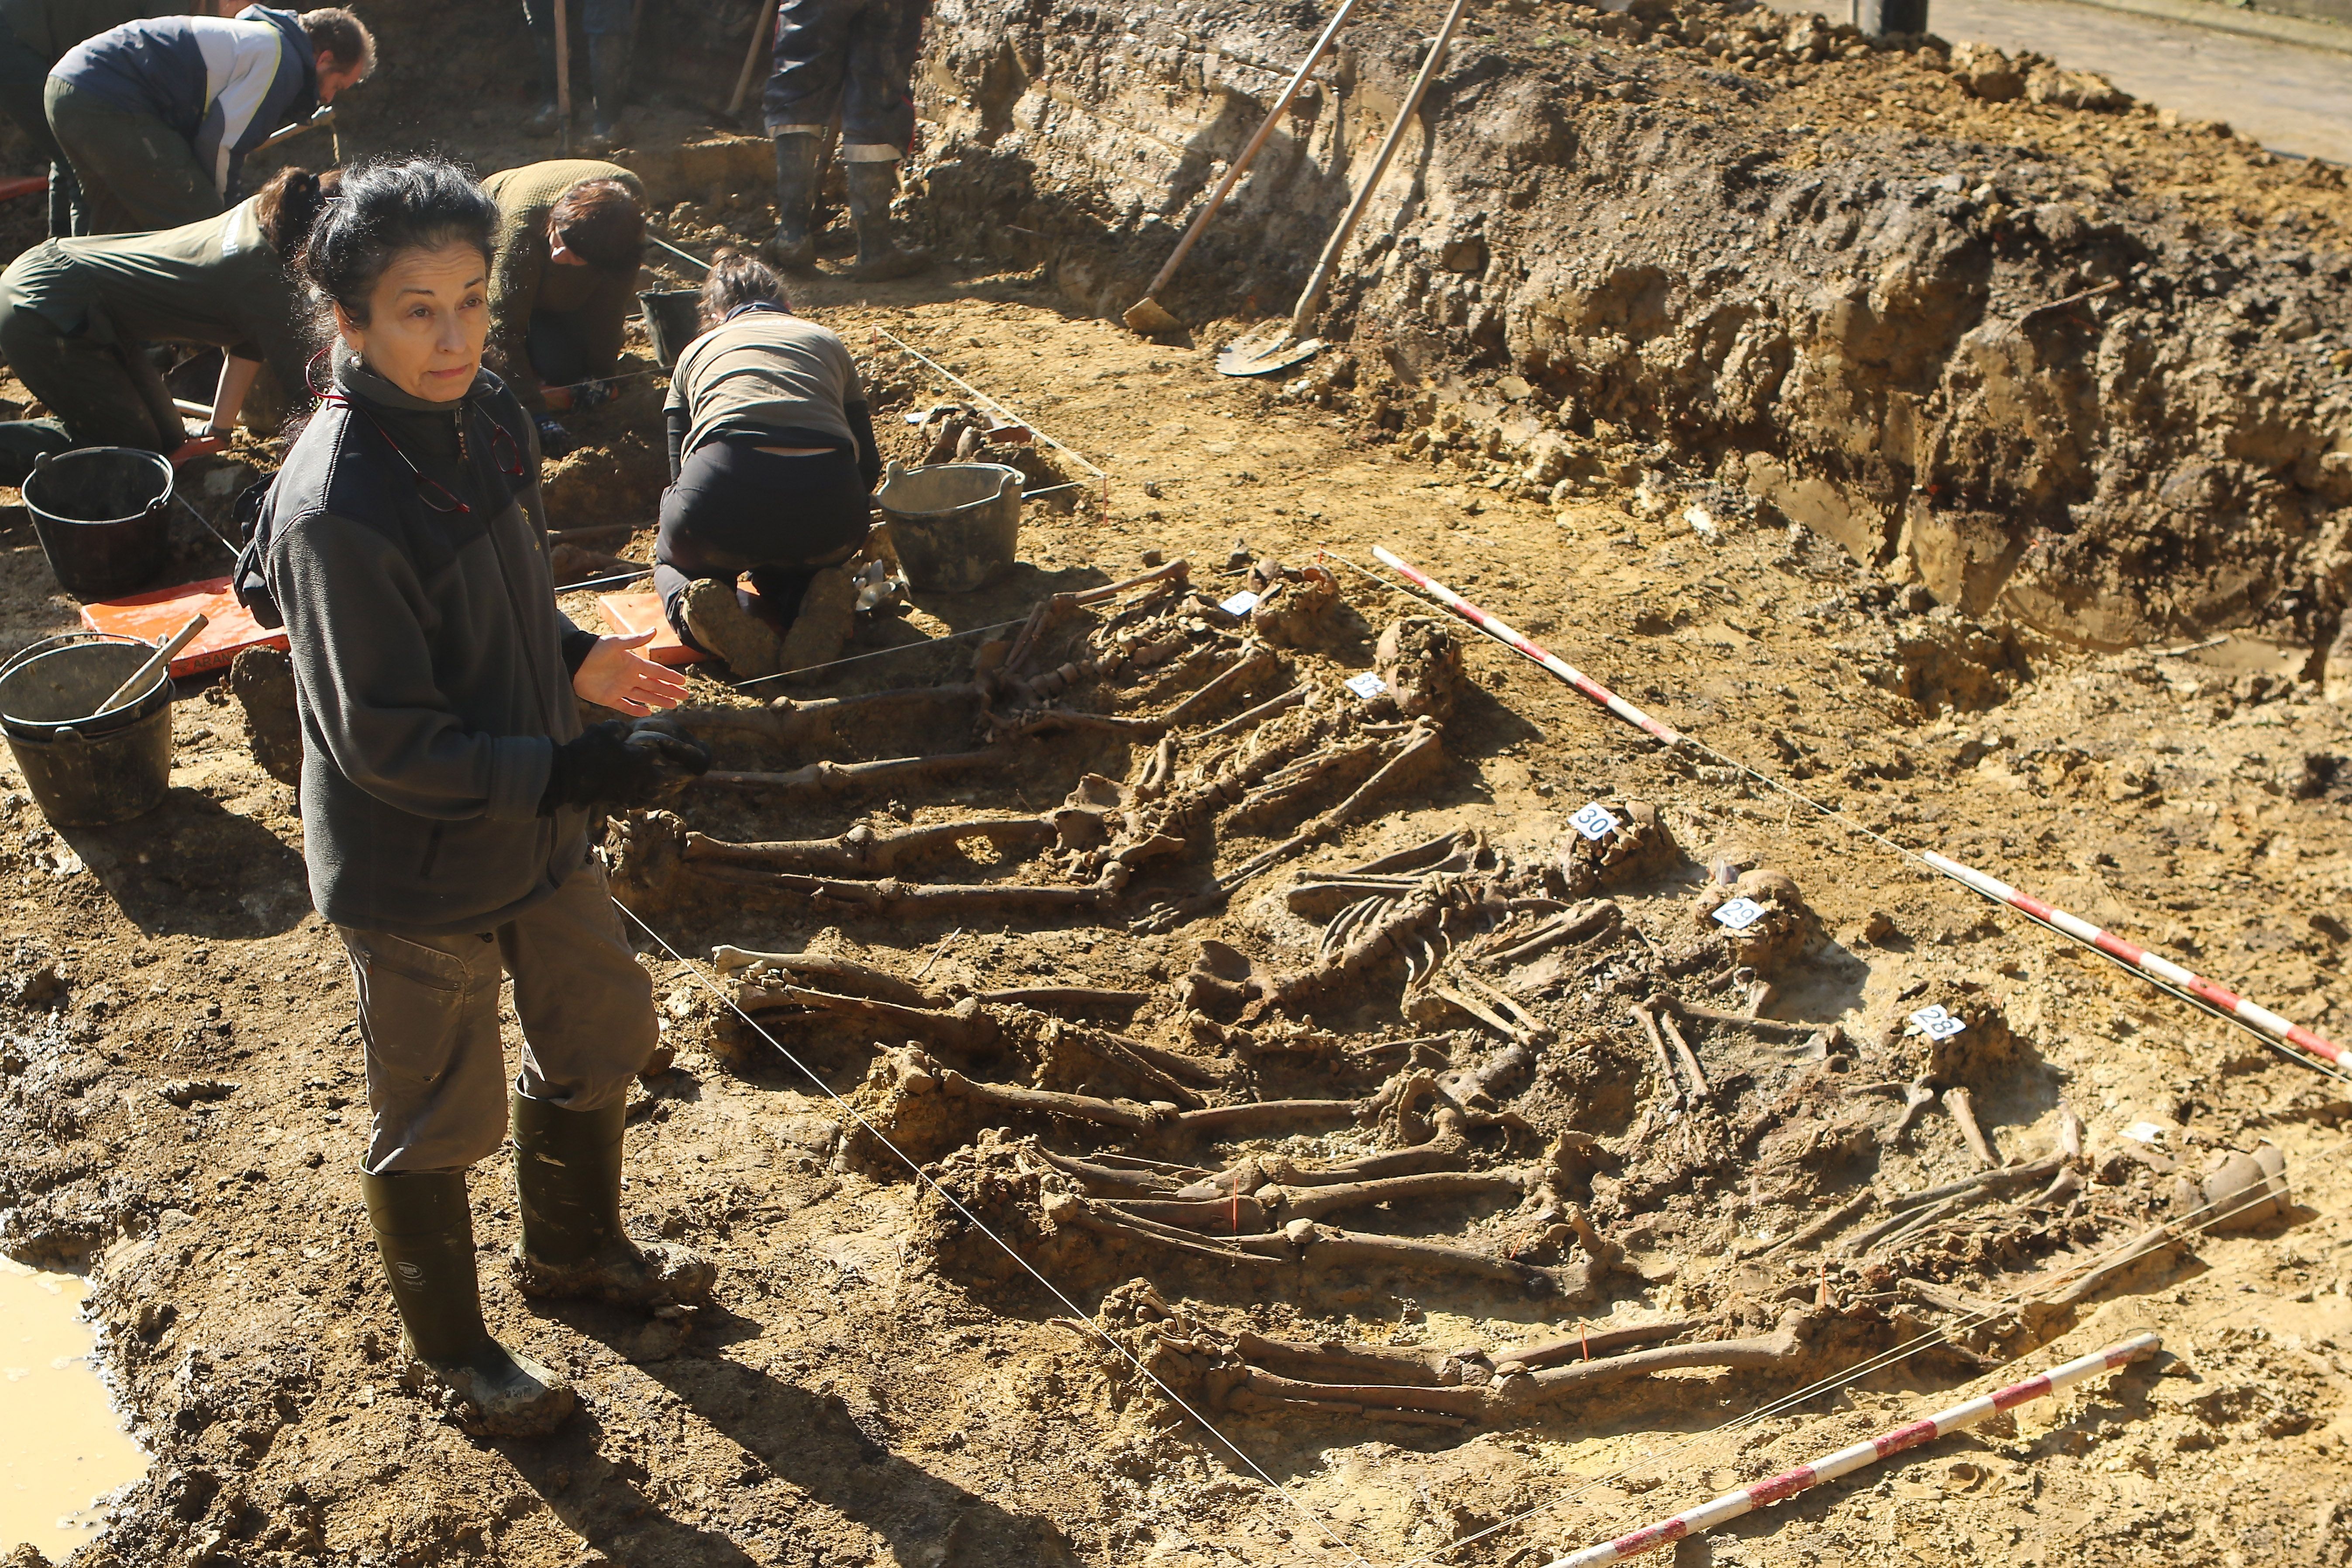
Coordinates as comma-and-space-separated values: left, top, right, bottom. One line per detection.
0, 162, 326, 482
482, 157, 644, 456
0, 1, 195, 237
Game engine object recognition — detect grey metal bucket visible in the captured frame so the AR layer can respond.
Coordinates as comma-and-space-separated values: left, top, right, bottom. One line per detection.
0, 632, 174, 827
875, 461, 1023, 593
638, 289, 704, 369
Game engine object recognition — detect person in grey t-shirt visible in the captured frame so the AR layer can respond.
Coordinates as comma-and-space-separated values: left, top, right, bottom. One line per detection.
655, 251, 880, 678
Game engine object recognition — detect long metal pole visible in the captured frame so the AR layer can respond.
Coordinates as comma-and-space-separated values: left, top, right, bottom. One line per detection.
1924, 851, 2347, 1067
1546, 1334, 2161, 1567
1369, 546, 1685, 746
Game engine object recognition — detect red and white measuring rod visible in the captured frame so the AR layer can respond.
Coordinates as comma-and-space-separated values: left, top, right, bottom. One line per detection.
1924, 851, 2346, 1068
1543, 1333, 2161, 1568
1371, 546, 1685, 747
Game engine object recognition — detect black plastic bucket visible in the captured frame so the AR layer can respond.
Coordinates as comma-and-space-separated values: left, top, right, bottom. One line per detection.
21, 447, 174, 601
638, 289, 704, 369
0, 632, 174, 827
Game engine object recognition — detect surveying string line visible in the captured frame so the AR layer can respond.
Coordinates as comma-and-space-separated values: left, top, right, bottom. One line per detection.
870, 325, 1108, 480
609, 899, 1380, 1568
1392, 1163, 2326, 1568
175, 493, 244, 560
721, 614, 1029, 692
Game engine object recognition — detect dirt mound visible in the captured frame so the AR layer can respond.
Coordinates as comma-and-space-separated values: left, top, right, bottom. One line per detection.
916, 0, 2352, 655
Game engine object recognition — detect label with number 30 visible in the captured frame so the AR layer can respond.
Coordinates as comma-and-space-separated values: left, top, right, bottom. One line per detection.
1569, 803, 1620, 841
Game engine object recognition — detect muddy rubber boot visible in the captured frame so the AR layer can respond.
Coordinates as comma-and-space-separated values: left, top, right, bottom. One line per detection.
527, 31, 563, 131
843, 160, 927, 280
760, 132, 821, 271
681, 578, 782, 678
585, 32, 627, 151
511, 1091, 716, 1309
777, 566, 857, 675
362, 1170, 576, 1438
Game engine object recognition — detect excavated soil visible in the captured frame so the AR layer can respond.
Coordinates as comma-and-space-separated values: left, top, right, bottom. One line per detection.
3, 3, 2352, 1567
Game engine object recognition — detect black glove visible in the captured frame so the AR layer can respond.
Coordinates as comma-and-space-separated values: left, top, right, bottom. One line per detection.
534, 412, 577, 458
539, 721, 710, 815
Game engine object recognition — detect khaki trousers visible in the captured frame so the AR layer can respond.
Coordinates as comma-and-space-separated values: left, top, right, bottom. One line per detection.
337, 861, 657, 1175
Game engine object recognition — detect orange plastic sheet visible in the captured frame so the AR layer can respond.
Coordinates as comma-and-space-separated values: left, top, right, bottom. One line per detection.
596, 591, 707, 666
79, 576, 283, 676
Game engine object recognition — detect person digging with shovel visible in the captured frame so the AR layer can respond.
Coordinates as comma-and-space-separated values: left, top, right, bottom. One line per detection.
236, 155, 713, 1437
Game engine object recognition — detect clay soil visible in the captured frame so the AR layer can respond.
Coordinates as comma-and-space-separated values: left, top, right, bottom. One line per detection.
4, 3, 2352, 1567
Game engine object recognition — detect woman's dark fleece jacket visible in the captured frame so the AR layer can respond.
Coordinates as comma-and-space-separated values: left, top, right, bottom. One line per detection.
238, 354, 602, 936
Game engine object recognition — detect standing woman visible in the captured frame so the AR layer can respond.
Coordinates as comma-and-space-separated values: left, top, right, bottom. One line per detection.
237, 156, 713, 1437
655, 252, 879, 678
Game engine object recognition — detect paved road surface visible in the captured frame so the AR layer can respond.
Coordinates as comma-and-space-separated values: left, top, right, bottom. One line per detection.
1779, 0, 2352, 162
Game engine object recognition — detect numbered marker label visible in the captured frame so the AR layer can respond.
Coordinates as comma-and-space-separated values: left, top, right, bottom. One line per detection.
1569, 802, 1621, 841
1345, 672, 1388, 700
2120, 1121, 2167, 1145
1908, 1004, 1966, 1041
1712, 896, 1766, 931
1220, 590, 1260, 617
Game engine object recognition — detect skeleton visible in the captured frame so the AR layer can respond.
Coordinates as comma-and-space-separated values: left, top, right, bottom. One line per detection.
1094, 1281, 1812, 1427
1692, 867, 1815, 971
1560, 798, 1678, 893
1370, 616, 1465, 720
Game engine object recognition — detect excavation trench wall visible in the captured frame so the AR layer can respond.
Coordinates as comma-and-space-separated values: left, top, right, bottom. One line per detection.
908, 0, 2352, 658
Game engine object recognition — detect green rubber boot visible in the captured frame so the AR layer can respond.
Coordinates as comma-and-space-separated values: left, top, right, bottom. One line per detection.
760, 132, 821, 271
843, 159, 928, 280
511, 1091, 716, 1309
361, 1170, 576, 1437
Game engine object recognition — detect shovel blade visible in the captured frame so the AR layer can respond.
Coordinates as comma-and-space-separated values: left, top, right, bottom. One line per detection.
1216, 334, 1322, 378
1122, 296, 1181, 335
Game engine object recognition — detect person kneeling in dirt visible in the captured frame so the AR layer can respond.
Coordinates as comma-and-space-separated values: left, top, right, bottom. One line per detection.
234, 155, 715, 1437
0, 163, 331, 483
482, 157, 645, 458
654, 252, 878, 679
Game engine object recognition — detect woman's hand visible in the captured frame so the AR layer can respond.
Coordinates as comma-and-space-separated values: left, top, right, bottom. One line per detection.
573, 630, 690, 716
170, 431, 229, 465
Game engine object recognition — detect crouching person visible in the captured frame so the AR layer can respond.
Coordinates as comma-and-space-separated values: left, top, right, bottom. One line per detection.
655, 252, 879, 678
237, 155, 713, 1436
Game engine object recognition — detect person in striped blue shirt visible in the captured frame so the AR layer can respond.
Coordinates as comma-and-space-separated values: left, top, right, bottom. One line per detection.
44, 4, 369, 235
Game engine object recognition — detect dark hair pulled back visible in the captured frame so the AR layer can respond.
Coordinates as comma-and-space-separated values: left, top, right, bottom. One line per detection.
298, 155, 497, 329
253, 167, 341, 264
698, 251, 787, 328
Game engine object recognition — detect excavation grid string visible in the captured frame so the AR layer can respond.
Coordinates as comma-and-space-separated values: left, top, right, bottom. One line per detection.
1322, 550, 2352, 1092
871, 326, 1107, 480
610, 899, 1380, 1568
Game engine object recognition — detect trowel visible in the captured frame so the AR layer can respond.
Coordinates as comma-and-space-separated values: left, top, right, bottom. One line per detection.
1216, 0, 1470, 377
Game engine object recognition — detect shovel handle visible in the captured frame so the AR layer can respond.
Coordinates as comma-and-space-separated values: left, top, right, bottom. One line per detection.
94, 613, 207, 717
1140, 0, 1363, 302
730, 0, 782, 117
1288, 0, 1471, 337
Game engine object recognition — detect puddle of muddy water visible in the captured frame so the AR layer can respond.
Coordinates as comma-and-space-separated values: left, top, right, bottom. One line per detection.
1, 1257, 147, 1561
